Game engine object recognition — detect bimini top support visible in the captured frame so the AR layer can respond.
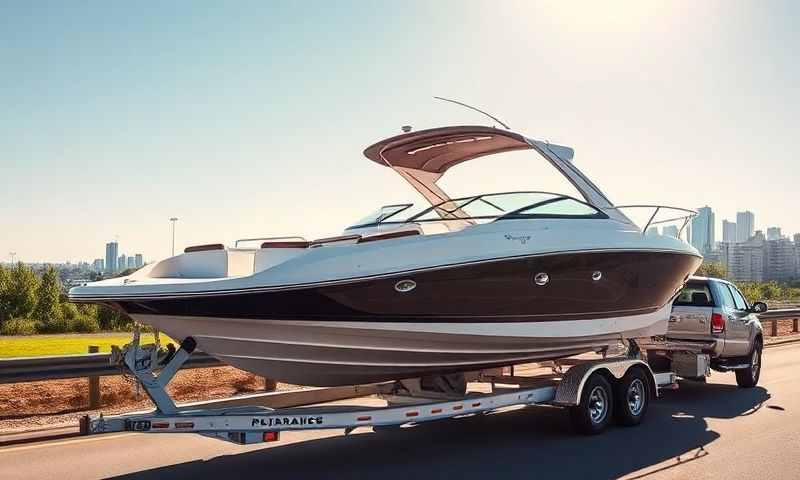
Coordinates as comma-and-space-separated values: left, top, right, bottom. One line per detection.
363, 125, 632, 225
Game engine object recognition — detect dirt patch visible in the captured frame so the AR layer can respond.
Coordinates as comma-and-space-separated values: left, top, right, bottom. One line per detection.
0, 366, 297, 433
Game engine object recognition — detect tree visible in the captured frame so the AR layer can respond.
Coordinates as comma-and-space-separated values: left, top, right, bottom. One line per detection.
33, 266, 63, 327
0, 265, 11, 324
695, 262, 727, 279
6, 262, 39, 320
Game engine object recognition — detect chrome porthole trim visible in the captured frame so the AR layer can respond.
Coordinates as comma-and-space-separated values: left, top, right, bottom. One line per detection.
592, 271, 602, 281
533, 272, 549, 286
394, 279, 417, 293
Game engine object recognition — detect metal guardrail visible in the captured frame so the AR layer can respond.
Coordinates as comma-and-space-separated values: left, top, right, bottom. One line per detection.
0, 351, 223, 384
758, 308, 800, 337
758, 307, 800, 319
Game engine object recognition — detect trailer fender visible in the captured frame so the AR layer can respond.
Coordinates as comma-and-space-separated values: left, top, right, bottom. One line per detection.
551, 359, 655, 406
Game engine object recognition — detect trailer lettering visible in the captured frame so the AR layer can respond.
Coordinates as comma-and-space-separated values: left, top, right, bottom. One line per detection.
251, 416, 324, 427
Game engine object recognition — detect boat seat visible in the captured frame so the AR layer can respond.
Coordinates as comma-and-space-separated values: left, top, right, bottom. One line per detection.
184, 243, 225, 253
260, 240, 310, 248
310, 234, 362, 248
149, 247, 255, 278
254, 241, 310, 272
358, 229, 420, 243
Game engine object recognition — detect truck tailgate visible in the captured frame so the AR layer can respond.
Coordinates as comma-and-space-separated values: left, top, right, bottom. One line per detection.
667, 306, 712, 339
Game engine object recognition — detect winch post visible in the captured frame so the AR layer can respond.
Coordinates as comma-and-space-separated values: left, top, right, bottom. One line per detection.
121, 330, 197, 415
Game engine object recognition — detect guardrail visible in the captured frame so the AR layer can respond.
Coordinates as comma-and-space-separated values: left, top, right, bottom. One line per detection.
759, 308, 800, 337
0, 350, 223, 384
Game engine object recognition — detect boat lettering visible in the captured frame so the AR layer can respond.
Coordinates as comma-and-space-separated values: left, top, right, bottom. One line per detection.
251, 416, 324, 427
504, 234, 531, 244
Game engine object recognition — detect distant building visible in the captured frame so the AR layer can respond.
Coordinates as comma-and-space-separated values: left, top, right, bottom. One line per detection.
722, 220, 737, 243
92, 258, 104, 272
690, 206, 715, 254
736, 211, 755, 243
118, 254, 127, 272
105, 242, 118, 273
727, 231, 765, 282
765, 237, 797, 281
127, 256, 136, 269
134, 254, 144, 268
767, 227, 782, 241
662, 225, 680, 238
646, 227, 659, 236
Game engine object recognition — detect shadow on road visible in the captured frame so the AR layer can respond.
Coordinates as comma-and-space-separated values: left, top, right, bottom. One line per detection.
114, 382, 770, 480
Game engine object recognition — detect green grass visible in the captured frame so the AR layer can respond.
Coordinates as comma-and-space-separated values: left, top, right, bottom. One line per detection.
0, 333, 173, 358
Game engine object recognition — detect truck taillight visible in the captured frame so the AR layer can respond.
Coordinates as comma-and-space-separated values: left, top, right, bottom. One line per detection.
711, 313, 725, 333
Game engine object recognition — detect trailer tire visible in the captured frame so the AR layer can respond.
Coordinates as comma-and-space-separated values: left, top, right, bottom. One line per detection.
570, 373, 614, 435
614, 367, 650, 426
735, 338, 762, 388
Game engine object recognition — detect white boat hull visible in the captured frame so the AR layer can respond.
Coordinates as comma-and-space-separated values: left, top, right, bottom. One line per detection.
136, 303, 670, 386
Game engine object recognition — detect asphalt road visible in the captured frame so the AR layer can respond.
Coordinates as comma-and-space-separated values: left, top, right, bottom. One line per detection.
1, 343, 798, 480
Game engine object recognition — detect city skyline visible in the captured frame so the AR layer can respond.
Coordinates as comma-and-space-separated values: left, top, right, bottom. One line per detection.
2, 2, 799, 262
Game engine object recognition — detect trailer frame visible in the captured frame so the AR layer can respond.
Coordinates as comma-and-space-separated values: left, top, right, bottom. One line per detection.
80, 332, 678, 443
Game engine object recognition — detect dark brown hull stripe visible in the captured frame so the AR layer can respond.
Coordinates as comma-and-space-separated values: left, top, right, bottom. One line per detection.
105, 250, 700, 324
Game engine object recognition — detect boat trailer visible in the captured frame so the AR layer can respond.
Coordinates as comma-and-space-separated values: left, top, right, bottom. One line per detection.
80, 332, 678, 444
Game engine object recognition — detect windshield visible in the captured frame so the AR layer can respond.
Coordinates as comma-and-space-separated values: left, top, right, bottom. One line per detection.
348, 191, 606, 229
350, 204, 413, 228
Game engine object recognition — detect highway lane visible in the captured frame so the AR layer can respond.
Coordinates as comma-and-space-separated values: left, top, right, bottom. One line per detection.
1, 342, 798, 480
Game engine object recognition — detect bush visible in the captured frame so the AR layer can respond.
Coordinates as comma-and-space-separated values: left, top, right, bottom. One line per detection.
36, 316, 72, 334
0, 318, 40, 336
69, 315, 100, 333
96, 305, 133, 331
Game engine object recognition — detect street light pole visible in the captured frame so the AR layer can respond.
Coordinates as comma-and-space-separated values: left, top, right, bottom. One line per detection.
169, 218, 179, 256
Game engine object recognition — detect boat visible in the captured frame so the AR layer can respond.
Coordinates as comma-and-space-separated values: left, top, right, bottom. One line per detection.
68, 125, 702, 387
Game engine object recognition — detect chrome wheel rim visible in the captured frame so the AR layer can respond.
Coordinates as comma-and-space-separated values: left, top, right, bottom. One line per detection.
627, 379, 645, 416
752, 348, 760, 381
588, 386, 608, 424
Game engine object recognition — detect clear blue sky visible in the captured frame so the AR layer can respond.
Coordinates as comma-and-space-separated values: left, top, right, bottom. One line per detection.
2, 1, 798, 263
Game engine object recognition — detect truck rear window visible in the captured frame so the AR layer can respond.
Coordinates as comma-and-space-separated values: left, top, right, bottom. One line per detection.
673, 283, 714, 307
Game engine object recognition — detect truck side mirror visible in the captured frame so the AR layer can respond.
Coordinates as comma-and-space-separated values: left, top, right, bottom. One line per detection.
750, 302, 768, 314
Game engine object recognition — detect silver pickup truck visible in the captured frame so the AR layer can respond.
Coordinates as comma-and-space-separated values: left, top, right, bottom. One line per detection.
647, 276, 767, 387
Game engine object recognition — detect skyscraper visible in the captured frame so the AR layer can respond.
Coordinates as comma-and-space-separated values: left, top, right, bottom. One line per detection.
722, 220, 737, 243
118, 254, 127, 271
127, 256, 136, 269
766, 227, 782, 241
134, 254, 144, 268
105, 242, 118, 273
690, 206, 715, 254
727, 231, 765, 282
736, 211, 755, 243
92, 258, 104, 272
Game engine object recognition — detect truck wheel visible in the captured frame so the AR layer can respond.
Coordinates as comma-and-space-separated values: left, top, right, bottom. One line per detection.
735, 339, 762, 388
614, 367, 650, 426
570, 373, 614, 435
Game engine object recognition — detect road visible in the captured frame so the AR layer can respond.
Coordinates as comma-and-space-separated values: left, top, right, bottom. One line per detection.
1, 343, 798, 480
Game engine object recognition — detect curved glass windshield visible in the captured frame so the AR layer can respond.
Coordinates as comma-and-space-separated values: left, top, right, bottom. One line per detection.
347, 191, 606, 229
350, 204, 413, 228
501, 197, 606, 219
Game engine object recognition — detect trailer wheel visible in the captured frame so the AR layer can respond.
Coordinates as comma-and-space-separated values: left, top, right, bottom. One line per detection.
735, 338, 762, 388
614, 367, 650, 426
570, 373, 614, 435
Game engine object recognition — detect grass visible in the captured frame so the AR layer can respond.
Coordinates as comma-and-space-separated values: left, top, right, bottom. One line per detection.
0, 332, 175, 358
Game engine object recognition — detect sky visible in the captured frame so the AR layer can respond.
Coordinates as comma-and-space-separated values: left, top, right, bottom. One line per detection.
1, 1, 798, 263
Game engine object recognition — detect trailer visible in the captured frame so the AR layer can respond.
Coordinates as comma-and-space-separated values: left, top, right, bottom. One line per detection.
80, 331, 680, 444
